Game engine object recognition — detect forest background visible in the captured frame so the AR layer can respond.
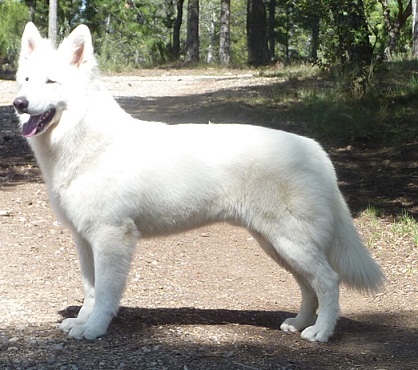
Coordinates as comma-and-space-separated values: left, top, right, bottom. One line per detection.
0, 0, 417, 145
1, 1, 417, 71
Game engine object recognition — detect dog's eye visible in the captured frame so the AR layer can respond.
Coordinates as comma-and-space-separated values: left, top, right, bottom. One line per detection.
25, 77, 29, 82
47, 79, 57, 84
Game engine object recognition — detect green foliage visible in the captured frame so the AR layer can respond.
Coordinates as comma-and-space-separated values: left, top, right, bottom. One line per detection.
1, 0, 416, 73
274, 0, 321, 62
18, 0, 84, 42
0, 0, 29, 74
82, 1, 175, 70
369, 0, 412, 58
316, 0, 374, 94
230, 0, 247, 66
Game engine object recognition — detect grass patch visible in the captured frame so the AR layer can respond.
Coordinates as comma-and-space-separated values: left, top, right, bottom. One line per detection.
253, 61, 418, 145
358, 206, 386, 250
357, 207, 417, 277
290, 89, 387, 141
358, 207, 418, 251
356, 208, 418, 278
257, 63, 322, 80
361, 205, 385, 219
391, 212, 418, 248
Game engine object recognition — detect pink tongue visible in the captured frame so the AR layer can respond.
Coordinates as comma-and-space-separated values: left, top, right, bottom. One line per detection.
22, 115, 42, 137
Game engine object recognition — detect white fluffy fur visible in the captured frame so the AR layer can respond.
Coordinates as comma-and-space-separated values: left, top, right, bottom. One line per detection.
15, 23, 385, 342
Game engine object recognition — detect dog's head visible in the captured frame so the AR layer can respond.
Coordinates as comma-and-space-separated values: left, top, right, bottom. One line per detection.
14, 23, 97, 138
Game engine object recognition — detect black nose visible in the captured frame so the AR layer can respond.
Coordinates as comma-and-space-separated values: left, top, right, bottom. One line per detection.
13, 97, 29, 113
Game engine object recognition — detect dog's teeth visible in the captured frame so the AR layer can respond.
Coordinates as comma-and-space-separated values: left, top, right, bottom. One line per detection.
40, 110, 51, 122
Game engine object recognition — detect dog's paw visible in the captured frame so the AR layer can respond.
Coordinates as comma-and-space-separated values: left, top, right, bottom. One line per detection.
280, 319, 300, 333
280, 315, 317, 334
67, 323, 107, 340
300, 325, 332, 342
59, 318, 84, 333
60, 318, 106, 340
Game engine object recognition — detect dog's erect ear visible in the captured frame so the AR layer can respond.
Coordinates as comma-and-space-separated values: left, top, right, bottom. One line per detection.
20, 22, 44, 59
58, 24, 94, 68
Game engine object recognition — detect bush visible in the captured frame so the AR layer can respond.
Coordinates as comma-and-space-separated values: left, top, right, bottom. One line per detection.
0, 0, 29, 76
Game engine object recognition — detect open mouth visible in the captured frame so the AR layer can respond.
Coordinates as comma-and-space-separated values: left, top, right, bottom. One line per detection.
22, 109, 56, 137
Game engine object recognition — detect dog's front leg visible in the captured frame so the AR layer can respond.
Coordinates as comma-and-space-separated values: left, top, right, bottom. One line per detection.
60, 231, 95, 334
63, 222, 139, 340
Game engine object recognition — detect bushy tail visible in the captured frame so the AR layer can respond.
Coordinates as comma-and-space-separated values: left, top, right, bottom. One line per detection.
330, 195, 385, 294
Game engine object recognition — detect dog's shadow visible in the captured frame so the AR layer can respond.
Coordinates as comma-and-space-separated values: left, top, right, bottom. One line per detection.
59, 305, 289, 332
57, 305, 375, 339
58, 305, 417, 345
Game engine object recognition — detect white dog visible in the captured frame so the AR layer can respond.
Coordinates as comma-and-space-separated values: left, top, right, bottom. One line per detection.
14, 23, 384, 342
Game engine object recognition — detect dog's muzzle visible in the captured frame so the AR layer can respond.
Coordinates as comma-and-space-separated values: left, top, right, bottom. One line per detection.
13, 97, 57, 138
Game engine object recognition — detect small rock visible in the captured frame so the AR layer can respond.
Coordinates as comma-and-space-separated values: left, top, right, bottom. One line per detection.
28, 338, 39, 347
52, 343, 65, 351
142, 346, 152, 353
8, 337, 19, 343
0, 340, 8, 351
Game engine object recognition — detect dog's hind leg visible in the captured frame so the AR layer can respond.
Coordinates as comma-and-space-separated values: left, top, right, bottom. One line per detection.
60, 231, 95, 333
65, 220, 139, 340
250, 231, 321, 336
274, 236, 340, 342
252, 229, 339, 342
280, 273, 318, 333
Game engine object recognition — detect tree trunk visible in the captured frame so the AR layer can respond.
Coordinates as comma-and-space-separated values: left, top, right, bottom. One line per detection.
378, 0, 412, 58
207, 10, 217, 63
247, 0, 270, 66
268, 0, 276, 61
172, 0, 184, 60
219, 0, 231, 66
412, 0, 418, 56
185, 0, 199, 63
48, 0, 58, 48
311, 15, 320, 61
284, 3, 290, 63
